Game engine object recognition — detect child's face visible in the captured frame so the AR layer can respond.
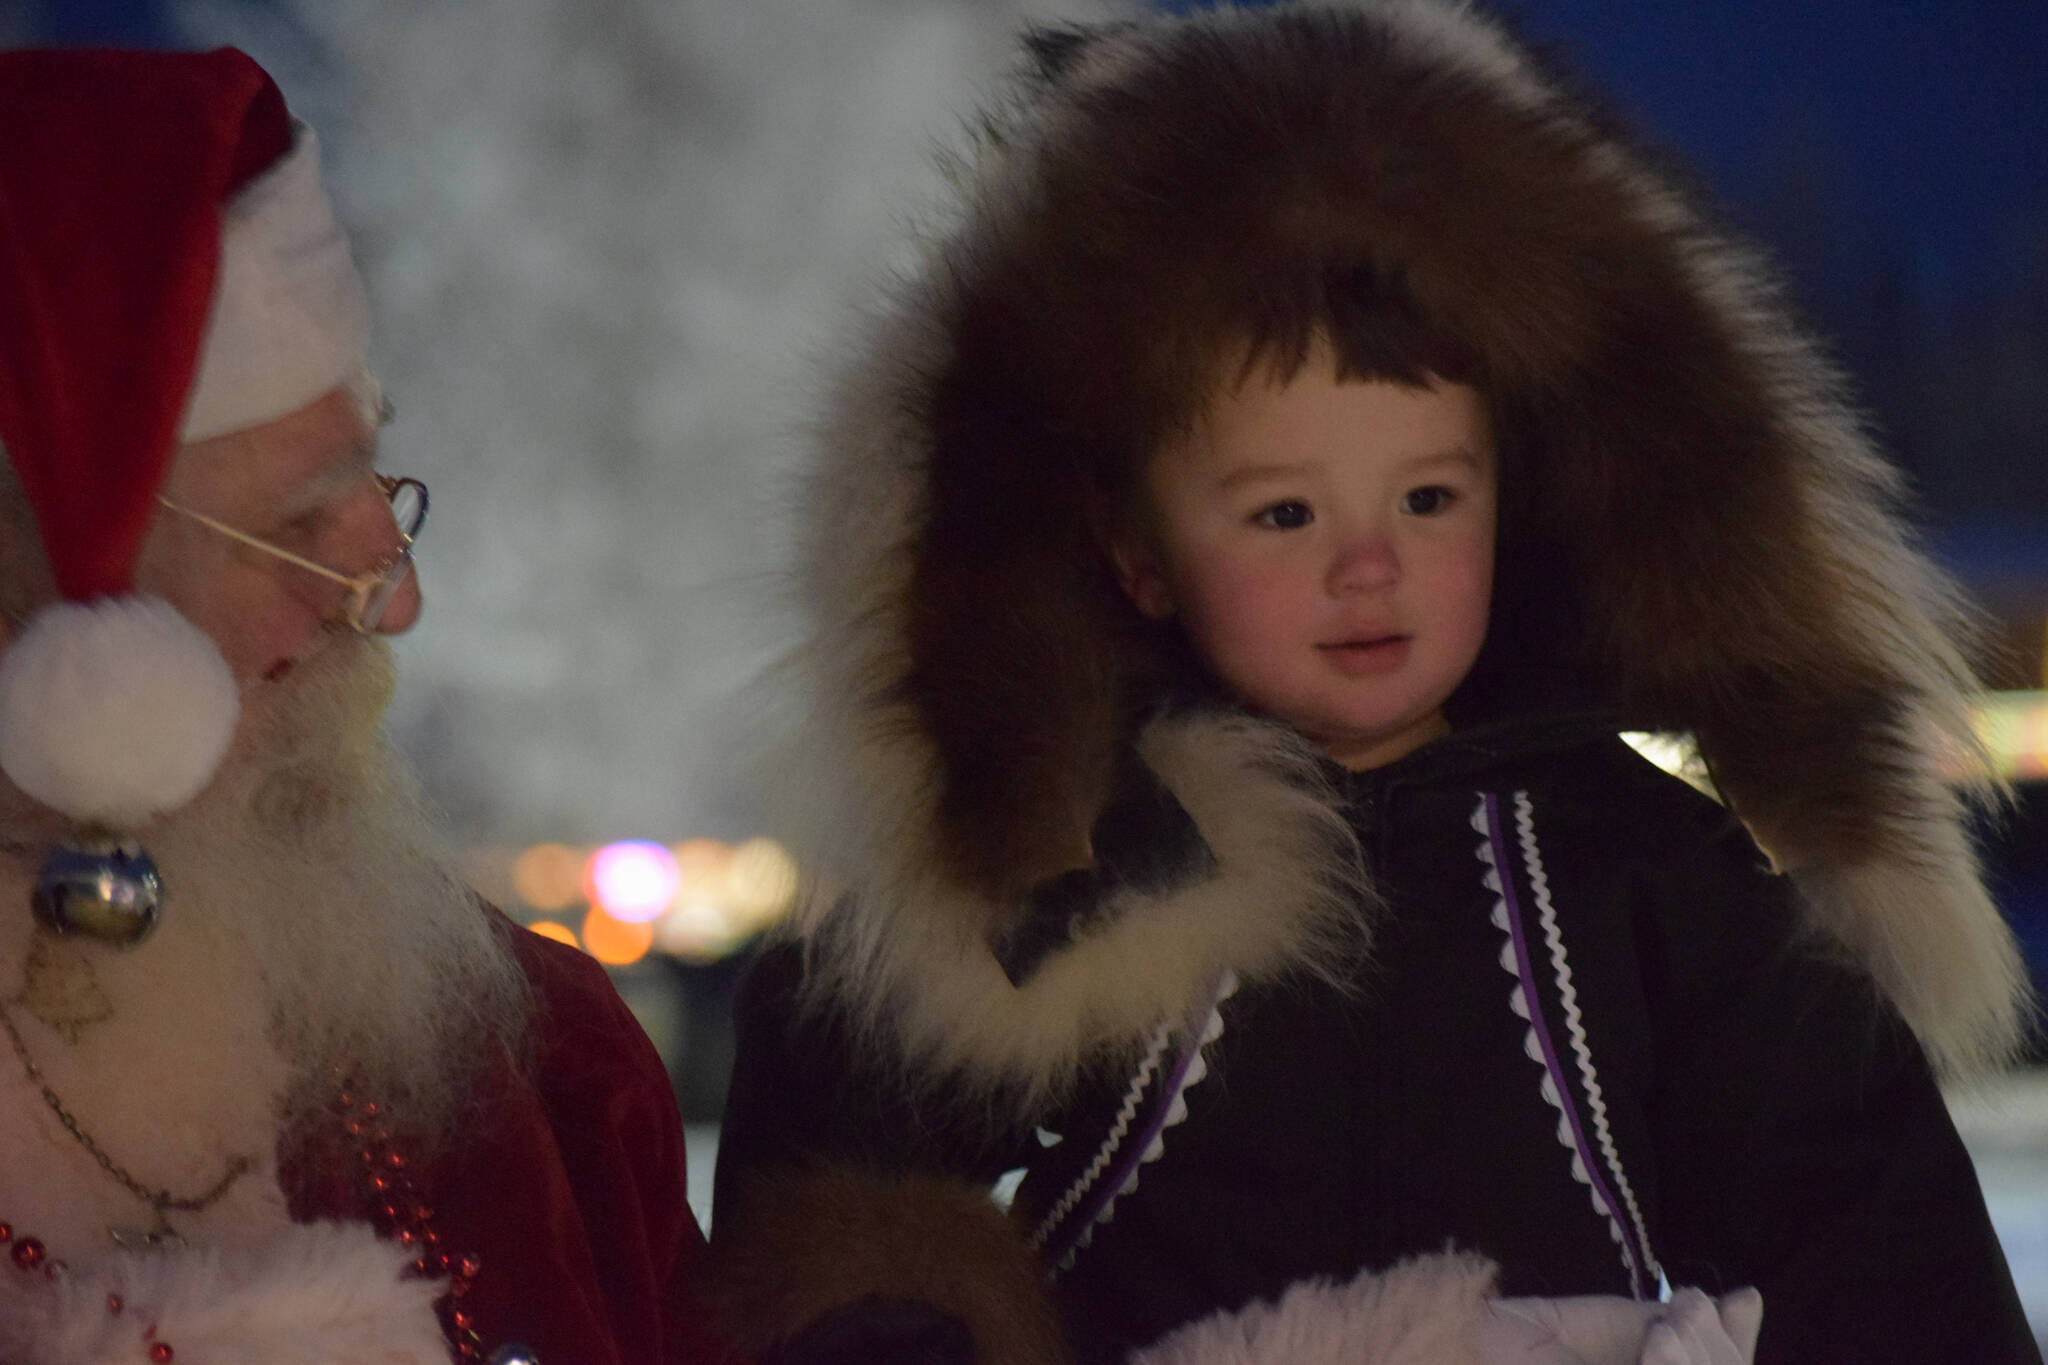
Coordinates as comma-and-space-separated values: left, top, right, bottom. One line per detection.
1113, 345, 1496, 770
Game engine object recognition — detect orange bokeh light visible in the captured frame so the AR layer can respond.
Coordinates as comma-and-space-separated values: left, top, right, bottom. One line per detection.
672, 838, 734, 901
581, 903, 654, 967
526, 920, 580, 949
512, 843, 588, 911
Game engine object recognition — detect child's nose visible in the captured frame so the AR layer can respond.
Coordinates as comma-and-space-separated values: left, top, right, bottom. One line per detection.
1327, 534, 1399, 594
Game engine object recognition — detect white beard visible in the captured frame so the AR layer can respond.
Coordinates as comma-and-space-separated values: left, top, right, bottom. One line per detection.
0, 631, 530, 1259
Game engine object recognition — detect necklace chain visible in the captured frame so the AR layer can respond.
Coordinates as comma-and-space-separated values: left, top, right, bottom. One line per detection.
0, 1000, 252, 1235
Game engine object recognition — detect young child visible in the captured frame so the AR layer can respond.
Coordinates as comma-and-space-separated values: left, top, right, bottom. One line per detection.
705, 5, 2038, 1363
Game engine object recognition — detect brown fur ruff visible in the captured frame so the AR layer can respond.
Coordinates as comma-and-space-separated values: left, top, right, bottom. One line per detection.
771, 0, 2031, 1107
704, 1163, 1071, 1364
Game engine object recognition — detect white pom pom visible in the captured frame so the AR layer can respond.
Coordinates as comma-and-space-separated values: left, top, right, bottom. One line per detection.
0, 597, 239, 826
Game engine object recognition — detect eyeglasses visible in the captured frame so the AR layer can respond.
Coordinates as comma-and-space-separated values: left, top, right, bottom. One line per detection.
156, 475, 429, 634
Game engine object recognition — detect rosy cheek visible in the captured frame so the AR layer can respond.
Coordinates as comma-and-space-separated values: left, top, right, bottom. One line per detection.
1220, 560, 1298, 612
1186, 568, 1293, 650
232, 603, 329, 684
1447, 572, 1495, 651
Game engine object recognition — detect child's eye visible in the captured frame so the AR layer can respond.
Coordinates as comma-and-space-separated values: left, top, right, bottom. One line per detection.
1255, 500, 1313, 530
1402, 486, 1456, 516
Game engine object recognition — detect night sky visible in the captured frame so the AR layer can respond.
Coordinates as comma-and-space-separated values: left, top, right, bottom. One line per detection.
1503, 0, 2048, 312
1154, 0, 2048, 314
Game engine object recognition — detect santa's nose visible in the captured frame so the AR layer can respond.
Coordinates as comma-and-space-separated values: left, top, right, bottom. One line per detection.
370, 565, 422, 634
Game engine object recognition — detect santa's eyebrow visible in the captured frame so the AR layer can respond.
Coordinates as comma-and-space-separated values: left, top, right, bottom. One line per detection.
277, 438, 380, 515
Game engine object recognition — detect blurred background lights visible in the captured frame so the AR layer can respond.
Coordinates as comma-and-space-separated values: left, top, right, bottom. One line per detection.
588, 840, 681, 923
502, 833, 802, 963
527, 919, 580, 949
672, 838, 734, 904
654, 898, 734, 962
582, 904, 655, 967
1979, 692, 2048, 782
512, 842, 587, 912
726, 838, 800, 929
1618, 731, 1717, 799
652, 836, 804, 961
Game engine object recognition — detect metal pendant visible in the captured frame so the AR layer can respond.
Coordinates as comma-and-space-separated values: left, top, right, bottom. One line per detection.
109, 1224, 186, 1253
31, 835, 163, 948
16, 930, 113, 1040
487, 1345, 541, 1365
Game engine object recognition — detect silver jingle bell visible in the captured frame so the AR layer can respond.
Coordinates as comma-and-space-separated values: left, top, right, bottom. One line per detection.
486, 1345, 541, 1365
31, 837, 163, 948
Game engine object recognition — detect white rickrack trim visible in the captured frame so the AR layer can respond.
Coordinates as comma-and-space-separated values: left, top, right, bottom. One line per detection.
1031, 971, 1237, 1268
1511, 791, 1659, 1284
1473, 794, 1661, 1294
1027, 1020, 1170, 1251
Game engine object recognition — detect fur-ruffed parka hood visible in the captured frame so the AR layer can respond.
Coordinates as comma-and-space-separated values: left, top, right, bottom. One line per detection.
768, 0, 2031, 1109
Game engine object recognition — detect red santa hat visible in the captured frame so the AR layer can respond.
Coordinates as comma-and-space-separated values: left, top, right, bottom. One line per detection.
0, 47, 369, 829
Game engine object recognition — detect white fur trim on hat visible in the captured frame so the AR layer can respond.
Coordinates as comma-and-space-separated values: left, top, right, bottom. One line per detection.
180, 123, 369, 443
0, 596, 239, 827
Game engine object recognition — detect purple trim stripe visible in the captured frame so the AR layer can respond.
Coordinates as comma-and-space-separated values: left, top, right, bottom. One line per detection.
1040, 1008, 1207, 1266
1483, 791, 1650, 1299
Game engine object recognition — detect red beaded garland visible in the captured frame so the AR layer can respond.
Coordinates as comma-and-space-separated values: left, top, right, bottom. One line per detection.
1, 1217, 174, 1362
0, 1080, 493, 1365
337, 1084, 486, 1360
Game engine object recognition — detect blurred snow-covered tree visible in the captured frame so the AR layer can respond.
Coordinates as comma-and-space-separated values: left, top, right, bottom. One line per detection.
174, 0, 1082, 842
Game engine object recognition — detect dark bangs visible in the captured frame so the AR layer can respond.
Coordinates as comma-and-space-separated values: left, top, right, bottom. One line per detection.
1090, 260, 1496, 532
1223, 261, 1485, 397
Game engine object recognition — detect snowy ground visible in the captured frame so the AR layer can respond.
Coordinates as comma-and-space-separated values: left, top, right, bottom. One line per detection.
1951, 1069, 2048, 1339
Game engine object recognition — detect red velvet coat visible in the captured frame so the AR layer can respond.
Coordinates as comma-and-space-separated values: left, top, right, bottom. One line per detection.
296, 918, 739, 1364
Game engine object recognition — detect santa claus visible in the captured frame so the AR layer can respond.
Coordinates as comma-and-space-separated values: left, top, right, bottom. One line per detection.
0, 46, 731, 1365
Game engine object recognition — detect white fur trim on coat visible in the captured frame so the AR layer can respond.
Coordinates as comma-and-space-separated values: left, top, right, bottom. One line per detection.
1126, 1252, 1498, 1365
792, 710, 1369, 1114
1127, 1256, 1755, 1365
0, 1220, 445, 1365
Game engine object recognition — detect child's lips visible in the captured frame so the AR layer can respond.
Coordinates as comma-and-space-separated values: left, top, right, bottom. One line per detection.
1319, 634, 1410, 675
